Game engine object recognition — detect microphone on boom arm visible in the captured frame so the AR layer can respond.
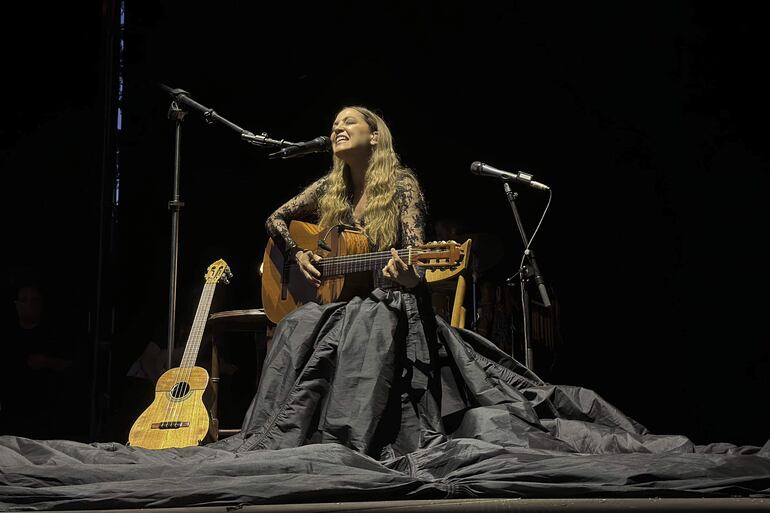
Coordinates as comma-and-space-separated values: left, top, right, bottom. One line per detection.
269, 136, 332, 159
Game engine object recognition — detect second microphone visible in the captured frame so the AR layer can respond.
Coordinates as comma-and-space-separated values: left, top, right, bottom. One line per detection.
470, 161, 550, 191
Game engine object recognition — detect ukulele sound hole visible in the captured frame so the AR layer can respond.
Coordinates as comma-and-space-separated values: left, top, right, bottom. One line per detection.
170, 382, 191, 400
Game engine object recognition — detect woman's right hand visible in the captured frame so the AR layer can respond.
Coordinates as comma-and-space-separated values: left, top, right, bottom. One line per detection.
295, 250, 322, 287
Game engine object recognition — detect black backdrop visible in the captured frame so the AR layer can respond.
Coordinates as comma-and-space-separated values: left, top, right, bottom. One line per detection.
3, 2, 769, 446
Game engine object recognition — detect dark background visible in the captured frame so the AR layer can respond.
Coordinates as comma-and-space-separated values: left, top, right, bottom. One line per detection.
3, 2, 768, 445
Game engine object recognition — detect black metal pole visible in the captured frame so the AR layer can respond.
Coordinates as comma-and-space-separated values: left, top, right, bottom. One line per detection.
166, 100, 186, 369
471, 271, 478, 331
90, 0, 120, 441
519, 267, 533, 369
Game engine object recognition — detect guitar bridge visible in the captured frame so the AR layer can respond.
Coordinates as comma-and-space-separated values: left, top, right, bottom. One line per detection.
151, 421, 190, 430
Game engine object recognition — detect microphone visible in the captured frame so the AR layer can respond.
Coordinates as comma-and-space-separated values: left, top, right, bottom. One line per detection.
269, 136, 332, 159
470, 161, 550, 191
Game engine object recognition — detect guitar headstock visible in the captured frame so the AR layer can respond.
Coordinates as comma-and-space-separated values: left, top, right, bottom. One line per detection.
411, 240, 468, 270
205, 259, 233, 284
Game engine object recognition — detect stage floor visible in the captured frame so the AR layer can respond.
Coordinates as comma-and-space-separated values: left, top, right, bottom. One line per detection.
45, 498, 770, 513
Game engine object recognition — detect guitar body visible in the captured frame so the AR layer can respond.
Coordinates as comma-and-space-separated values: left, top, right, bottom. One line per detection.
262, 221, 371, 324
262, 221, 470, 325
128, 366, 210, 449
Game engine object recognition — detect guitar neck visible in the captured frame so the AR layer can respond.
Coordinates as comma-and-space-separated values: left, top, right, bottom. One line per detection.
179, 281, 217, 368
316, 248, 417, 277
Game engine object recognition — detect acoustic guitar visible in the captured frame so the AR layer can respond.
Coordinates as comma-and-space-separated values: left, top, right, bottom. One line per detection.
262, 221, 470, 324
128, 259, 232, 449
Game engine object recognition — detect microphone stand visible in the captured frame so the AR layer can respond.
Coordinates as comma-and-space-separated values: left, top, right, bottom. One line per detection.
159, 84, 295, 368
471, 264, 479, 331
502, 182, 551, 371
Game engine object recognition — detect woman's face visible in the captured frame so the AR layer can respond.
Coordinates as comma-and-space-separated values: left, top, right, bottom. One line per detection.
330, 108, 377, 159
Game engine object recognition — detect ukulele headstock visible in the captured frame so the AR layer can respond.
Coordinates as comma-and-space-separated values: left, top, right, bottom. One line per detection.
205, 259, 233, 284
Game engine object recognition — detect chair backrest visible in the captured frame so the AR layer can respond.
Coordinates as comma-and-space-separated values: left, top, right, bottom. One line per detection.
425, 239, 472, 329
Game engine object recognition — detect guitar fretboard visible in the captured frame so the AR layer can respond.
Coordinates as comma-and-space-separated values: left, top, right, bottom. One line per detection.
316, 248, 429, 277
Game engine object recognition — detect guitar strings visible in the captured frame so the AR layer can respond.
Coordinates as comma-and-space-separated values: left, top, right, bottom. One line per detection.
317, 247, 454, 266
321, 256, 452, 276
318, 248, 431, 264
316, 248, 459, 276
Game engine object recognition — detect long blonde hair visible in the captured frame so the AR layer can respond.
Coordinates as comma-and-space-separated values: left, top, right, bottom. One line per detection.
317, 106, 418, 250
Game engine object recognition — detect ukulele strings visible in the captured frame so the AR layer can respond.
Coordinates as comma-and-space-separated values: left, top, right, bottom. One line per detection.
165, 280, 216, 439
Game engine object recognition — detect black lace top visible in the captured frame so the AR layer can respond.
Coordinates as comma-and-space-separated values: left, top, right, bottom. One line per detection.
266, 174, 427, 252
265, 173, 428, 289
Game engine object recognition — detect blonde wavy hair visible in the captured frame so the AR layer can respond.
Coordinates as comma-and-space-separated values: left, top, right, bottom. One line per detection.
318, 106, 418, 250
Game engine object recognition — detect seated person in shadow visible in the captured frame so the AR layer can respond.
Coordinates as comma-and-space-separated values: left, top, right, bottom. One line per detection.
1, 282, 88, 440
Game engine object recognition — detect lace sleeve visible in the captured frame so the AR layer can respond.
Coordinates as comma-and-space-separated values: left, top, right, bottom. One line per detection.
397, 174, 428, 282
398, 174, 428, 248
265, 178, 325, 254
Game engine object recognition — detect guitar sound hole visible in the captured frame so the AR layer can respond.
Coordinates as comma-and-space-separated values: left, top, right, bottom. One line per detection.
170, 382, 191, 399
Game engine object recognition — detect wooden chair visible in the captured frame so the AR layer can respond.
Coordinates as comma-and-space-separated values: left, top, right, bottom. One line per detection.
206, 308, 273, 442
425, 238, 473, 329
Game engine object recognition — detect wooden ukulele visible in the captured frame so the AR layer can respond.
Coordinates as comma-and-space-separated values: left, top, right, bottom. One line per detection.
262, 221, 470, 324
128, 259, 232, 450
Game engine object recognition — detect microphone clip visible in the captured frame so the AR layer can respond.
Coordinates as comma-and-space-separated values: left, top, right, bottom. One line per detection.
267, 149, 292, 159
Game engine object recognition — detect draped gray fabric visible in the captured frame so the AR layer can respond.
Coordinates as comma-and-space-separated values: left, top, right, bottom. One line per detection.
2, 289, 769, 510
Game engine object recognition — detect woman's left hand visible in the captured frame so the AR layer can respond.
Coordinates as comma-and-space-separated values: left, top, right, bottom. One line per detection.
382, 248, 421, 288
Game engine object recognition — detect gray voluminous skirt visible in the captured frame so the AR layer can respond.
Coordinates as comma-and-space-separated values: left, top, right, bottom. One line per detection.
210, 288, 672, 459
